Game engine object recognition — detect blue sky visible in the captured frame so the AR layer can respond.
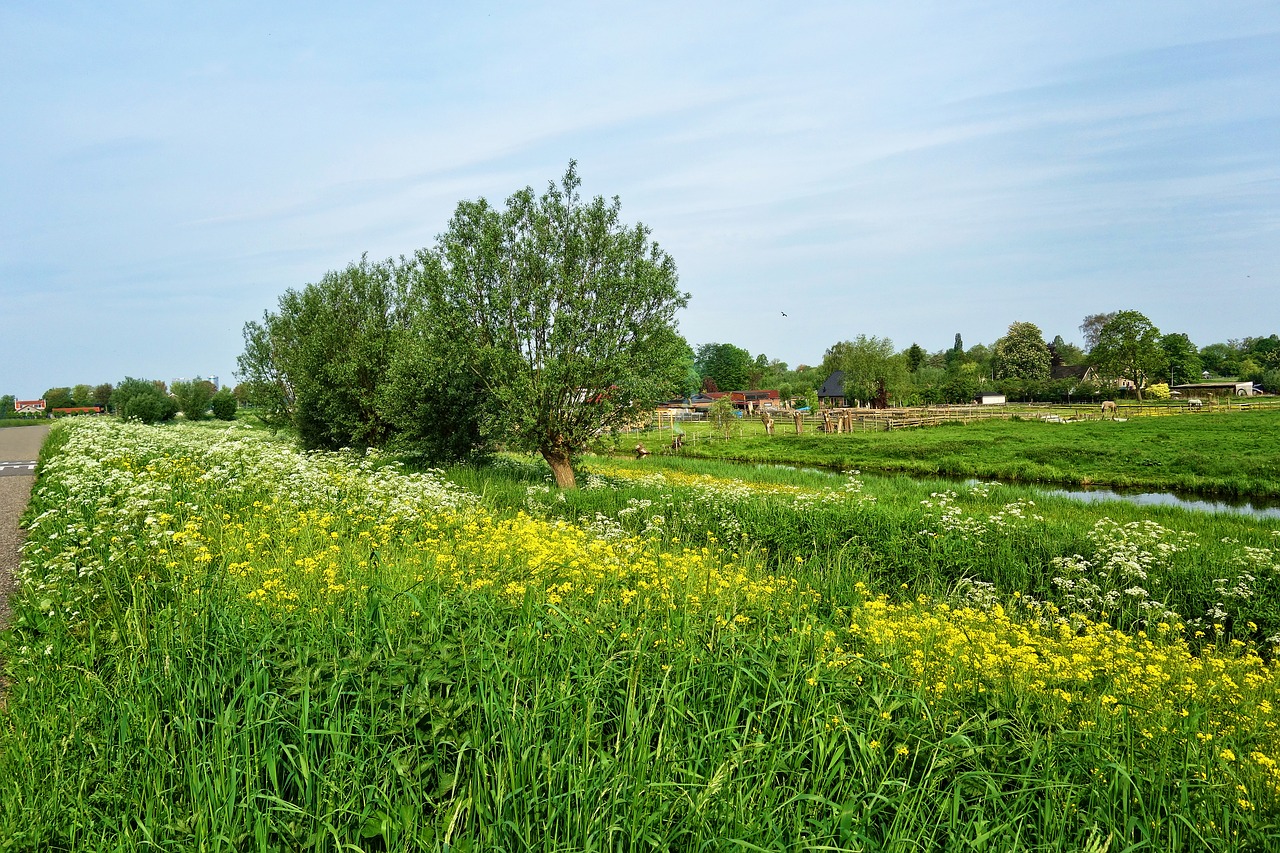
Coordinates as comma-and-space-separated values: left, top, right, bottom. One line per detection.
3, 1, 1278, 397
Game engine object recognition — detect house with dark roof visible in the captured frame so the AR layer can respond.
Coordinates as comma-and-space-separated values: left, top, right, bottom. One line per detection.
685, 392, 731, 413
817, 371, 845, 408
1050, 364, 1092, 381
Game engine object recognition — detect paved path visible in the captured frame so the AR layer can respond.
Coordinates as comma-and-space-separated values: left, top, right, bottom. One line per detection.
0, 424, 52, 630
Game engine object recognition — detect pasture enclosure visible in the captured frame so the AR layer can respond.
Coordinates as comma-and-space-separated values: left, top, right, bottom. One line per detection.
630, 404, 1280, 498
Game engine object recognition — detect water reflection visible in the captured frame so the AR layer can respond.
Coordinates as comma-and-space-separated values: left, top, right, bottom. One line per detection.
1038, 486, 1280, 520
760, 464, 1280, 520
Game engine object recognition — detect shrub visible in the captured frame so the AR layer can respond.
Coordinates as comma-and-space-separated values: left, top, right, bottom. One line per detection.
709, 396, 737, 437
210, 388, 238, 420
123, 391, 178, 424
111, 377, 178, 424
171, 378, 216, 421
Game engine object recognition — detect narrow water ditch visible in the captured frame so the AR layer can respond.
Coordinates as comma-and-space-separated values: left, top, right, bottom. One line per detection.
756, 463, 1280, 520
1034, 484, 1280, 519
901, 471, 1280, 520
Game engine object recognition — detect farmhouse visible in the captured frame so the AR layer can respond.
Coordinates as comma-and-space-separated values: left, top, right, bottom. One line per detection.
13, 399, 46, 414
683, 390, 782, 413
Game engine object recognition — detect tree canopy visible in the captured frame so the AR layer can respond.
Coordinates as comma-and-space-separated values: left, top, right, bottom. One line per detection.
1091, 310, 1164, 400
171, 378, 217, 421
993, 321, 1050, 381
110, 377, 178, 424
235, 164, 685, 480
825, 336, 909, 408
421, 162, 689, 488
694, 343, 752, 393
238, 256, 407, 449
1080, 312, 1117, 352
904, 343, 926, 373
1159, 332, 1201, 386
41, 387, 75, 409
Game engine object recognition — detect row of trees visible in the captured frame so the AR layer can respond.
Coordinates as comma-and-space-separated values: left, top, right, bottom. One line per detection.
236, 164, 1272, 485
695, 314, 1278, 409
237, 163, 688, 489
34, 384, 115, 410
4, 380, 237, 423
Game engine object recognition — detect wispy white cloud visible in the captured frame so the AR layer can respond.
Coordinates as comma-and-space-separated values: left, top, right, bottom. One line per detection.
1, 2, 1278, 392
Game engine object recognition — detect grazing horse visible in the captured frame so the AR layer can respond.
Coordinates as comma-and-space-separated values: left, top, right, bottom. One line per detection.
1101, 400, 1117, 418
1187, 398, 1203, 409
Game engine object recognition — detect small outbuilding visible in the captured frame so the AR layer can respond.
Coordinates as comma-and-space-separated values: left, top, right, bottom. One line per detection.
1171, 381, 1257, 397
975, 392, 1007, 405
817, 371, 846, 408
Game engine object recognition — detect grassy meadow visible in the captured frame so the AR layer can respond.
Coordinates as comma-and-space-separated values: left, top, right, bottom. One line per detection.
628, 405, 1280, 498
3, 419, 1280, 850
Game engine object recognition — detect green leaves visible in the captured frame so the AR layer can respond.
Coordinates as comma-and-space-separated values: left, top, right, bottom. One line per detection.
993, 321, 1051, 382
696, 343, 753, 392
238, 163, 688, 483
171, 377, 216, 420
423, 162, 689, 487
825, 336, 910, 408
1091, 310, 1165, 400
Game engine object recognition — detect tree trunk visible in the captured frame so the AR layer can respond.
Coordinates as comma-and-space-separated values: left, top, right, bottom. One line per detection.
873, 379, 889, 410
542, 449, 576, 489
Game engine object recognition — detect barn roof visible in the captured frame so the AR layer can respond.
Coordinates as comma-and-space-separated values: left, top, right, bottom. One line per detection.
817, 371, 844, 397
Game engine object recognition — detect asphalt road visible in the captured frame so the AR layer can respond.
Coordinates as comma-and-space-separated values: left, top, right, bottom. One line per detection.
0, 423, 51, 468
1, 423, 52, 639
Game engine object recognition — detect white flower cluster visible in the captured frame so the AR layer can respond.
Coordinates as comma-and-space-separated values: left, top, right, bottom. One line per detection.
918, 490, 1039, 541
17, 419, 476, 633
792, 473, 878, 509
524, 483, 568, 515
948, 577, 1002, 610
987, 498, 1045, 530
1050, 518, 1193, 629
966, 481, 1001, 499
583, 511, 627, 541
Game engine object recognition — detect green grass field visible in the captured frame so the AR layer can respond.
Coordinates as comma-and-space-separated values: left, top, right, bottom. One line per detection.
625, 406, 1280, 498
4, 419, 1280, 850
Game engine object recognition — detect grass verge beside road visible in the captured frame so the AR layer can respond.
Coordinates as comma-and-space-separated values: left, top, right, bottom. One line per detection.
4, 419, 1279, 849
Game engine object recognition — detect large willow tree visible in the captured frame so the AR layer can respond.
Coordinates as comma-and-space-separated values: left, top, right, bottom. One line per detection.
421, 162, 689, 488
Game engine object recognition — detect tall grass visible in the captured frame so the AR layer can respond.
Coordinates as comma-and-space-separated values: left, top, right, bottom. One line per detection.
474, 454, 1280, 649
3, 420, 1280, 850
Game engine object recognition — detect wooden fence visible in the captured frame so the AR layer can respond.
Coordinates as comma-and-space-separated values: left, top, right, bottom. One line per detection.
642, 397, 1280, 440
